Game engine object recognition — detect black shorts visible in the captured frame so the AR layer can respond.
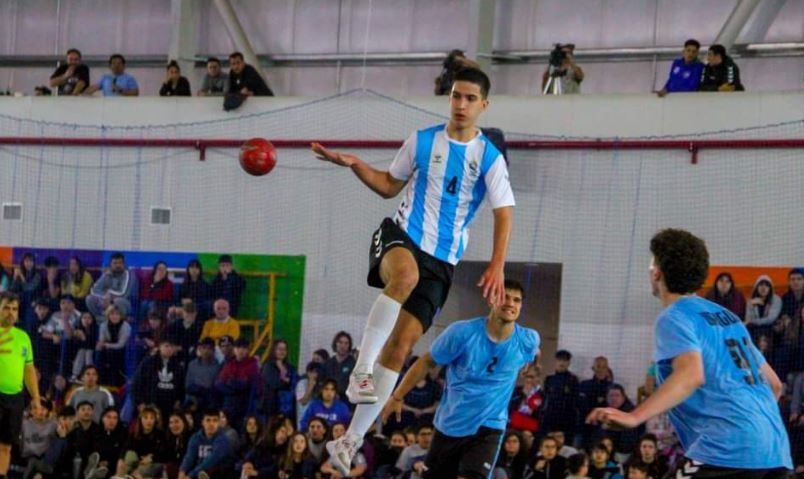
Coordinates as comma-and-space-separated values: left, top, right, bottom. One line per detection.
367, 218, 454, 333
0, 392, 24, 445
422, 427, 503, 479
665, 457, 789, 479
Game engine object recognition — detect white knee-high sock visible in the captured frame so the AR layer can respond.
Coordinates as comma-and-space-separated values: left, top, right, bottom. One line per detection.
346, 364, 399, 440
354, 294, 401, 374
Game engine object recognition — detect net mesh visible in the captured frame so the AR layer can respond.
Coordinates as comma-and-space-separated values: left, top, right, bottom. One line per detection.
1, 90, 803, 401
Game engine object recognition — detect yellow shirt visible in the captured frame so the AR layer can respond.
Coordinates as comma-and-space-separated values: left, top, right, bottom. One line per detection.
61, 272, 93, 299
0, 326, 33, 394
200, 317, 241, 343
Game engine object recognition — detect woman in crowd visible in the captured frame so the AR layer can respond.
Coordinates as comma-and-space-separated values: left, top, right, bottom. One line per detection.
625, 434, 667, 479
593, 385, 643, 463
495, 431, 529, 479
746, 275, 783, 340
97, 304, 131, 387
705, 272, 746, 321
69, 311, 98, 383
11, 252, 43, 327
159, 60, 192, 97
239, 415, 264, 459
279, 432, 318, 479
139, 260, 174, 321
164, 412, 192, 479
61, 256, 93, 311
240, 416, 289, 478
94, 407, 128, 477
261, 339, 299, 419
115, 405, 165, 478
175, 259, 211, 318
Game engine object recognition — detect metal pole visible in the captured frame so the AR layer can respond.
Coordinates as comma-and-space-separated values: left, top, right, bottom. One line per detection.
714, 0, 761, 50
212, 0, 268, 80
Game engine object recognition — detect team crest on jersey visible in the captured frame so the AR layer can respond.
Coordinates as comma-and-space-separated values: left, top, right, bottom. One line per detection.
469, 159, 478, 172
21, 346, 27, 357
433, 154, 442, 163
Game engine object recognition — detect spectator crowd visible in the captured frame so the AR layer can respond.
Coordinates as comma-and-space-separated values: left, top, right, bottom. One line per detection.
1, 257, 802, 478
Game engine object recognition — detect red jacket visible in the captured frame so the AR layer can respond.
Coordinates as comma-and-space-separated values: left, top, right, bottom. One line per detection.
141, 278, 174, 302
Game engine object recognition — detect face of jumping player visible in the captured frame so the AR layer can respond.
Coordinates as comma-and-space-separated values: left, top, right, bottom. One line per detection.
0, 298, 20, 327
202, 414, 220, 436
449, 80, 488, 131
494, 288, 523, 323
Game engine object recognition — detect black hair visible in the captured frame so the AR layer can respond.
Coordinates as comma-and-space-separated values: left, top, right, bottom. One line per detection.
186, 259, 204, 281
568, 452, 589, 475
59, 406, 76, 418
151, 260, 168, 284
684, 39, 701, 49
110, 252, 125, 262
68, 256, 86, 282
229, 52, 244, 61
708, 44, 727, 58
627, 462, 651, 475
415, 423, 434, 434
650, 229, 709, 294
202, 408, 221, 418
321, 378, 339, 391
504, 279, 525, 298
707, 272, 736, 300
639, 433, 658, 447
207, 57, 221, 65
76, 400, 94, 410
789, 268, 804, 278
313, 348, 330, 361
66, 48, 82, 58
751, 278, 773, 307
109, 54, 126, 65
332, 331, 353, 352
555, 349, 572, 360
81, 364, 99, 377
452, 67, 491, 99
20, 252, 36, 276
166, 60, 180, 72
0, 291, 20, 305
43, 256, 59, 268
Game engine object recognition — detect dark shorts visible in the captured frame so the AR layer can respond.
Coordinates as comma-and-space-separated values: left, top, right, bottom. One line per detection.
367, 218, 454, 333
0, 392, 24, 445
665, 457, 789, 479
422, 427, 503, 479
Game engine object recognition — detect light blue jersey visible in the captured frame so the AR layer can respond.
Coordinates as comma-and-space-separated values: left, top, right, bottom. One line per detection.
430, 317, 539, 437
389, 124, 515, 265
654, 296, 792, 469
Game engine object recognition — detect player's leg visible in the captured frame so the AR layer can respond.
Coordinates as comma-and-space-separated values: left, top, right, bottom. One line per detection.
454, 427, 505, 479
421, 429, 463, 479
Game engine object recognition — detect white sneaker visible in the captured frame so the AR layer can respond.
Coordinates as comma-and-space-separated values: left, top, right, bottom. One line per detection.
346, 371, 378, 404
326, 434, 362, 476
84, 452, 100, 479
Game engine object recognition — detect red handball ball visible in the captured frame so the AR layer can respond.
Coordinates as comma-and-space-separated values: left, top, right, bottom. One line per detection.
239, 138, 277, 176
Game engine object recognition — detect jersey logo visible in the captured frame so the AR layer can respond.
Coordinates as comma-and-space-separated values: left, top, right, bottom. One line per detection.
433, 154, 443, 164
675, 460, 701, 479
486, 356, 498, 373
469, 159, 478, 172
21, 346, 27, 357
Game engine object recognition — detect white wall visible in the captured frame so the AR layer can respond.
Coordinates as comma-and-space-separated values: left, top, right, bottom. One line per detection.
0, 91, 802, 392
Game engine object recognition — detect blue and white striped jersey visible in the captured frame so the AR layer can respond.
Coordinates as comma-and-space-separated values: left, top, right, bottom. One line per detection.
389, 124, 515, 265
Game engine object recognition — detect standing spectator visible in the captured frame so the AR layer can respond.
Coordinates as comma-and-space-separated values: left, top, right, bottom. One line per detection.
625, 434, 667, 479
781, 268, 804, 335
61, 256, 93, 311
179, 409, 234, 479
593, 385, 643, 463
566, 452, 590, 479
295, 362, 323, 429
10, 252, 43, 327
68, 310, 98, 382
299, 378, 351, 431
495, 431, 529, 479
541, 43, 584, 95
201, 298, 241, 345
527, 435, 568, 479
306, 417, 329, 464
261, 339, 299, 419
322, 331, 355, 400
705, 272, 746, 322
41, 256, 62, 311
84, 54, 139, 96
578, 357, 613, 449
93, 407, 128, 478
66, 365, 114, 423
175, 259, 211, 318
165, 412, 192, 479
312, 349, 330, 365
49, 48, 90, 95
746, 275, 783, 342
216, 338, 261, 432
542, 349, 579, 440
140, 260, 174, 320
167, 301, 204, 366
210, 255, 247, 317
699, 44, 744, 92
132, 339, 185, 420
86, 253, 137, 318
433, 49, 480, 95
115, 405, 165, 479
657, 39, 704, 96
159, 60, 192, 97
279, 431, 318, 479
588, 442, 623, 479
96, 304, 132, 387
197, 57, 229, 96
185, 337, 222, 415
394, 424, 433, 479
228, 52, 273, 97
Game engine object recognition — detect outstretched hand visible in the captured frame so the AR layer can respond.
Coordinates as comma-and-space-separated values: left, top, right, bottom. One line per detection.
586, 407, 641, 430
477, 263, 505, 308
311, 142, 357, 167
381, 395, 403, 424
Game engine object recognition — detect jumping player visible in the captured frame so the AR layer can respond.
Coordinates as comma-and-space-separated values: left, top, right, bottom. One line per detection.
311, 67, 514, 474
381, 279, 539, 479
588, 229, 792, 478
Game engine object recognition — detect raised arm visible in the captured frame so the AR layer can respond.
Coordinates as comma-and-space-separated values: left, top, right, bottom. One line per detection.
311, 142, 406, 199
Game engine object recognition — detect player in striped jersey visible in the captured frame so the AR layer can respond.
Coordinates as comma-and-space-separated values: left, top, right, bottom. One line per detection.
311, 67, 515, 475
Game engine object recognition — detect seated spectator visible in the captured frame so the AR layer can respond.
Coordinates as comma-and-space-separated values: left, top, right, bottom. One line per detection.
780, 268, 804, 333
201, 298, 241, 345
700, 44, 744, 92
140, 260, 175, 320
61, 256, 93, 311
218, 409, 241, 452
165, 412, 192, 479
47, 294, 79, 344
746, 274, 782, 340
434, 49, 480, 95
10, 252, 43, 327
509, 365, 545, 434
41, 256, 62, 310
216, 338, 261, 432
84, 54, 139, 96
66, 365, 114, 423
541, 43, 584, 94
135, 310, 167, 362
592, 385, 643, 463
705, 272, 746, 321
27, 405, 76, 478
68, 310, 98, 382
185, 337, 222, 415
228, 52, 274, 97
261, 339, 299, 419
239, 415, 263, 459
306, 417, 329, 464
70, 400, 103, 475
210, 255, 247, 317
322, 331, 355, 400
49, 48, 90, 95
320, 422, 367, 478
295, 362, 323, 429
86, 253, 137, 318
241, 417, 287, 477
167, 300, 204, 366
495, 431, 528, 479
197, 57, 229, 96
387, 364, 441, 433
115, 405, 165, 478
180, 409, 234, 479
96, 304, 132, 387
527, 435, 567, 479
541, 350, 578, 440
279, 431, 318, 479
93, 407, 128, 479
578, 356, 613, 449
588, 442, 623, 479
625, 461, 650, 479
548, 430, 578, 458
160, 60, 192, 97
21, 399, 57, 477
395, 423, 432, 479
174, 259, 211, 318
312, 348, 330, 365
30, 299, 60, 391
625, 434, 667, 479
567, 452, 590, 479
299, 378, 351, 431
657, 39, 704, 97
132, 339, 185, 420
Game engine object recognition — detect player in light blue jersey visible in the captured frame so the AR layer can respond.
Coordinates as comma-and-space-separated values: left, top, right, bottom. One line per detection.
311, 68, 515, 475
382, 279, 539, 479
588, 229, 791, 479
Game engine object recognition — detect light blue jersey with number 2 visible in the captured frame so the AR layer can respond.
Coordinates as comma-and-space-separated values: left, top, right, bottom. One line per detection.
654, 296, 792, 469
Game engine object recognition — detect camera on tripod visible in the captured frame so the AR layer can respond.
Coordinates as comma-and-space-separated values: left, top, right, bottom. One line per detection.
549, 44, 568, 69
